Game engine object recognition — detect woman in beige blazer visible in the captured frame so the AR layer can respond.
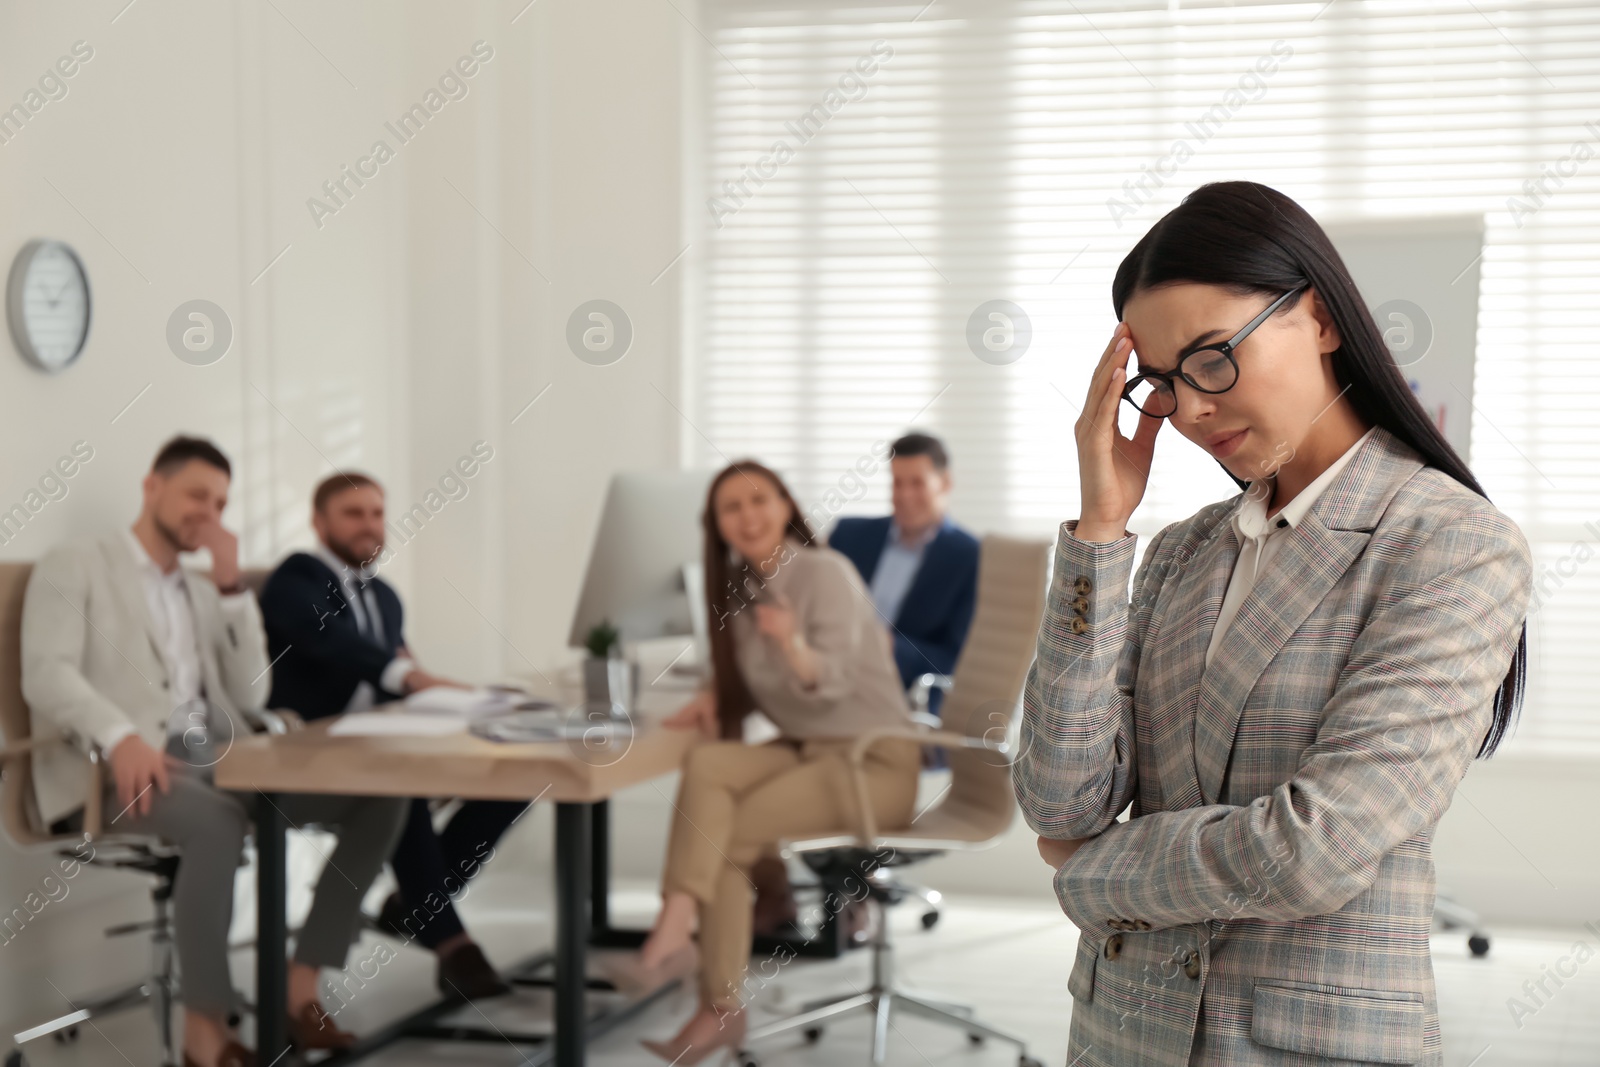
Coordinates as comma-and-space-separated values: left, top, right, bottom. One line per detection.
1014, 181, 1532, 1066
623, 460, 921, 1064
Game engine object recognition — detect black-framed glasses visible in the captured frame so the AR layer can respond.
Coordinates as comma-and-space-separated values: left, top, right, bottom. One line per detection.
1121, 285, 1307, 418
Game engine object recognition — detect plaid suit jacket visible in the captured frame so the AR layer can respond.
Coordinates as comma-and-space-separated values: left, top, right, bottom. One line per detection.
1013, 427, 1531, 1066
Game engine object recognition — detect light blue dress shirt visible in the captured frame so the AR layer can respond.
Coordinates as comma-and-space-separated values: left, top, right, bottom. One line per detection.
868, 517, 946, 625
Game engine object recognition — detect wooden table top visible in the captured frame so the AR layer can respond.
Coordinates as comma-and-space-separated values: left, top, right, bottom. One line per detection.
215, 702, 699, 803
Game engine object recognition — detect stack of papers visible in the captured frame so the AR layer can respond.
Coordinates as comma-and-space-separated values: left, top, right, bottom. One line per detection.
471, 708, 632, 744
402, 687, 524, 720
329, 713, 466, 737
327, 688, 557, 738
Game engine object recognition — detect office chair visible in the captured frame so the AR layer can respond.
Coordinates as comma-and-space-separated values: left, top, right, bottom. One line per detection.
775, 674, 952, 952
741, 535, 1051, 1067
0, 563, 292, 1067
1435, 892, 1492, 958
885, 671, 959, 933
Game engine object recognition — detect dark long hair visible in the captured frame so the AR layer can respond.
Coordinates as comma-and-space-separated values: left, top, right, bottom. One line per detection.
701, 461, 818, 739
1112, 181, 1525, 757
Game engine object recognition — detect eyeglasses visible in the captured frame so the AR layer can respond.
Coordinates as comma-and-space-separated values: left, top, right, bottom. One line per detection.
1121, 285, 1307, 418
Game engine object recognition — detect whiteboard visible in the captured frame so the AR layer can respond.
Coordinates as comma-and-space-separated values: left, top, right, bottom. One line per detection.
1322, 215, 1485, 463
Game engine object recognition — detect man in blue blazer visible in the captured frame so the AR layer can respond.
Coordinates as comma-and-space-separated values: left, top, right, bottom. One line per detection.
260, 472, 525, 1002
827, 432, 979, 719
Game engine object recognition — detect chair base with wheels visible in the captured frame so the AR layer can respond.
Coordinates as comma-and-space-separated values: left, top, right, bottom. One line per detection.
1434, 891, 1492, 958
5, 842, 181, 1067
740, 853, 1042, 1067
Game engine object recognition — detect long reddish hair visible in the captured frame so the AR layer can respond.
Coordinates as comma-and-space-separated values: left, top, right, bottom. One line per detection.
701, 461, 818, 738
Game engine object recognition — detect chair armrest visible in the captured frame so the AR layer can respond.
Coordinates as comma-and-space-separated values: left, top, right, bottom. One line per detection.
0, 736, 48, 762
907, 673, 954, 715
240, 708, 305, 735
835, 725, 1014, 844
846, 726, 1011, 767
1, 735, 106, 840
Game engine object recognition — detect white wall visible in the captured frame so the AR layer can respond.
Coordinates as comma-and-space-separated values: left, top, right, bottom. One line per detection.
0, 0, 690, 1031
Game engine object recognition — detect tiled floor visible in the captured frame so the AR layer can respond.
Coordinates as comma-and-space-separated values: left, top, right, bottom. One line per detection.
13, 877, 1600, 1066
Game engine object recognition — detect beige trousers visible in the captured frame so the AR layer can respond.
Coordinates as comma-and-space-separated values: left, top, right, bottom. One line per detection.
662, 736, 921, 1009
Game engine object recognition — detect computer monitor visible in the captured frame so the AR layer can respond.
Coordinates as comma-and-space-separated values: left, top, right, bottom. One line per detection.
567, 470, 717, 663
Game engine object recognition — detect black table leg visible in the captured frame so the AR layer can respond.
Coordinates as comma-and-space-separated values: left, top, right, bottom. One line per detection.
255, 793, 289, 1064
590, 799, 610, 934
555, 802, 592, 1067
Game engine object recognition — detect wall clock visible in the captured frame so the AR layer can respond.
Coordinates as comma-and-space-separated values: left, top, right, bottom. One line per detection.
7, 239, 91, 373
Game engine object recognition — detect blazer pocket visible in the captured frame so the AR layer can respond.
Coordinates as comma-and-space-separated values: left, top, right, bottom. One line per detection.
1067, 933, 1099, 1004
1252, 979, 1424, 1064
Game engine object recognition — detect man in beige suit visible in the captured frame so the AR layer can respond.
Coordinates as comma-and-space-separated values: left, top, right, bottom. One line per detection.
22, 436, 407, 1067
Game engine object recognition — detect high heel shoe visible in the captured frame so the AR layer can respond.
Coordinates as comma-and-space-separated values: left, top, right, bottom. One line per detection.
598, 942, 699, 997
641, 1006, 747, 1066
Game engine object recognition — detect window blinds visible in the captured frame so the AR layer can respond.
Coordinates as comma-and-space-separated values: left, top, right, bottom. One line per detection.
690, 0, 1600, 755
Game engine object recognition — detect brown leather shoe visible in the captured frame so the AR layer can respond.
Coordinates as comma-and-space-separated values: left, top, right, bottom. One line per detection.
438, 940, 513, 1001
288, 1000, 358, 1050
182, 1039, 257, 1067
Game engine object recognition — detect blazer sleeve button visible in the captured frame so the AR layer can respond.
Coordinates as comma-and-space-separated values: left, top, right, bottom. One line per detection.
1069, 617, 1088, 635
1103, 934, 1123, 960
1134, 920, 1152, 931
1074, 576, 1093, 595
1069, 596, 1089, 615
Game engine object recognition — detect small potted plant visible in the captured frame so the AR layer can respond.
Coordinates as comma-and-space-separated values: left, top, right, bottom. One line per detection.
582, 620, 635, 716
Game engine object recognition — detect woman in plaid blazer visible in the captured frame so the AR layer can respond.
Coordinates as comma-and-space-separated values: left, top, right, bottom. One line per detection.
1014, 182, 1531, 1067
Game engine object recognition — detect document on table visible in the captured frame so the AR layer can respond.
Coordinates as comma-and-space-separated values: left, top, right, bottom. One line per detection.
329, 712, 468, 737
327, 687, 559, 737
402, 687, 557, 719
402, 687, 521, 719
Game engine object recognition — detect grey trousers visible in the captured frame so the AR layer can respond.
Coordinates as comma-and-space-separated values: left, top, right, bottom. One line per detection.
109, 772, 408, 1017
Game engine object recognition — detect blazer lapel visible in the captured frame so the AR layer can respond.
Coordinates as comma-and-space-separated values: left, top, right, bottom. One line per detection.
103, 533, 169, 674
1190, 426, 1424, 804
1192, 516, 1371, 803
375, 578, 403, 655
185, 577, 227, 700
1147, 507, 1239, 812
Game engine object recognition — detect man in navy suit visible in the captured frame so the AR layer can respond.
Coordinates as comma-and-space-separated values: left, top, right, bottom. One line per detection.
260, 472, 525, 1001
826, 432, 979, 719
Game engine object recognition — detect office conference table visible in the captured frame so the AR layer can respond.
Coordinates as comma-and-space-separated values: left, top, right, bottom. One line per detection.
215, 689, 697, 1067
